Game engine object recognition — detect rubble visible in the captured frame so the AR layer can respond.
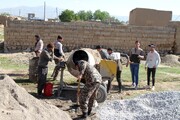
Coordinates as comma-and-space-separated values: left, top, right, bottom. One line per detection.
97, 91, 180, 120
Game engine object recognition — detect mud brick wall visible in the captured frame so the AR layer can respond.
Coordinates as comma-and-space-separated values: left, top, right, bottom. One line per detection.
0, 24, 4, 35
4, 21, 176, 54
168, 22, 180, 54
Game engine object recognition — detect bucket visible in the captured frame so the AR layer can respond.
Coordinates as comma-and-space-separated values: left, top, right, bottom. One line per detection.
44, 83, 53, 97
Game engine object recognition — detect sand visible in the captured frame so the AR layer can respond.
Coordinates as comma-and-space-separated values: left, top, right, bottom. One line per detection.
0, 75, 71, 120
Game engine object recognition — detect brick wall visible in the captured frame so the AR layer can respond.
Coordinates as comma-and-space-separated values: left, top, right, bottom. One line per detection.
4, 21, 176, 54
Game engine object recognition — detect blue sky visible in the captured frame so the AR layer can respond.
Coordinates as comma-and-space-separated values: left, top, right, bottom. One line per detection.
0, 0, 179, 16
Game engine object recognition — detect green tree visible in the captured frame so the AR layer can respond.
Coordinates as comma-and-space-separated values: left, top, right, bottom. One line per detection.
93, 10, 101, 20
77, 10, 93, 21
77, 10, 87, 21
86, 10, 93, 20
59, 9, 75, 22
74, 14, 80, 21
93, 10, 110, 21
0, 12, 11, 16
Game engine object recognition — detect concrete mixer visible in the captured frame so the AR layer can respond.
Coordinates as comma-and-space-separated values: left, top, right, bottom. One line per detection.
57, 48, 117, 103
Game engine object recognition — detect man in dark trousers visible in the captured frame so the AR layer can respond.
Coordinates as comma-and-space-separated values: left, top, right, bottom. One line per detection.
75, 60, 102, 119
37, 43, 60, 97
107, 48, 129, 93
145, 44, 161, 91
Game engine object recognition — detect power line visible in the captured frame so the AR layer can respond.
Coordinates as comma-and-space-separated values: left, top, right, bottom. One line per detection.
174, 15, 180, 21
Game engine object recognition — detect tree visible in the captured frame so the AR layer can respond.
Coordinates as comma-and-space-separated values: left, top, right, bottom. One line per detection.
77, 10, 87, 21
93, 10, 110, 21
77, 10, 93, 21
93, 10, 102, 20
86, 11, 93, 20
74, 14, 80, 21
59, 9, 75, 22
0, 12, 11, 16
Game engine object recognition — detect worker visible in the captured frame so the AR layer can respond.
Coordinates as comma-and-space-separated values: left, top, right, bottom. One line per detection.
145, 44, 161, 91
75, 60, 102, 118
129, 41, 144, 89
37, 43, 60, 97
34, 35, 44, 57
96, 45, 108, 59
107, 48, 129, 93
51, 35, 65, 80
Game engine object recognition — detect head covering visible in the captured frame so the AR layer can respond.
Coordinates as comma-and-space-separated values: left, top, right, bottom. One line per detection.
148, 44, 155, 48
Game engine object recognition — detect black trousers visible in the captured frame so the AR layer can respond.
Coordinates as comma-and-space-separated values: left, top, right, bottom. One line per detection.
107, 68, 122, 93
116, 69, 122, 92
37, 66, 48, 95
147, 68, 156, 86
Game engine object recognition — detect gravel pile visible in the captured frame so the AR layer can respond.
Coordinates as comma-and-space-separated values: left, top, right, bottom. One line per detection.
97, 91, 180, 120
0, 75, 71, 120
161, 54, 180, 66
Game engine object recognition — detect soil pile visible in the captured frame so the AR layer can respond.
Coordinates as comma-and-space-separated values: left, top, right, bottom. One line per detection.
161, 54, 180, 66
0, 75, 71, 120
97, 91, 180, 120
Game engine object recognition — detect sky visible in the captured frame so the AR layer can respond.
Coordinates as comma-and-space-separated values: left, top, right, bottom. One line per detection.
0, 0, 179, 17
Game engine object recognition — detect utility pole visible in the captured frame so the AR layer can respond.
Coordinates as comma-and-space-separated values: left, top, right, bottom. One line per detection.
19, 9, 21, 16
56, 7, 58, 18
44, 1, 46, 21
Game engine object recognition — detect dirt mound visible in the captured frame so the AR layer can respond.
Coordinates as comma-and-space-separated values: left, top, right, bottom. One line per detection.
161, 54, 180, 66
0, 75, 71, 120
97, 91, 180, 120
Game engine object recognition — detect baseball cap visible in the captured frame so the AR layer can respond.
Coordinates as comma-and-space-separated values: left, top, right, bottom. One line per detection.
148, 44, 155, 48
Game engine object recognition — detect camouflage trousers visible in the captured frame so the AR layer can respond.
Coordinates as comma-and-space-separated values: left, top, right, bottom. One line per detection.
79, 82, 100, 113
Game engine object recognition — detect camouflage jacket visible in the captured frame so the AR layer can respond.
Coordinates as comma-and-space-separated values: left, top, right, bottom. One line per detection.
77, 60, 102, 84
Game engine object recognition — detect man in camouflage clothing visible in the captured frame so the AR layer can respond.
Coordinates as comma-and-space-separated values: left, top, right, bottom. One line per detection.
75, 60, 102, 118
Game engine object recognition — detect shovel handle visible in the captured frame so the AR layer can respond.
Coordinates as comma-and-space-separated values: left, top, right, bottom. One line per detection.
77, 78, 81, 105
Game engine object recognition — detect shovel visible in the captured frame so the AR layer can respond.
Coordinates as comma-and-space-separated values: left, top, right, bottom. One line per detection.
71, 78, 81, 112
76, 78, 81, 105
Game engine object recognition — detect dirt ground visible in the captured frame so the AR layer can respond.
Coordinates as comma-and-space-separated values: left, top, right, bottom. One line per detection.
0, 52, 180, 120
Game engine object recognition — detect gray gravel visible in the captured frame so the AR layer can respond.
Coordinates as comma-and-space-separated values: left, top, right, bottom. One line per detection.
97, 91, 180, 120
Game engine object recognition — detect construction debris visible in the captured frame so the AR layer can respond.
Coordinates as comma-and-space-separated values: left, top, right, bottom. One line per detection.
97, 91, 180, 120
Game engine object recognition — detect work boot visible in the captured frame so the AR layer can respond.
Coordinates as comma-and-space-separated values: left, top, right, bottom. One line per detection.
88, 109, 92, 115
81, 112, 88, 118
118, 88, 122, 93
118, 81, 122, 93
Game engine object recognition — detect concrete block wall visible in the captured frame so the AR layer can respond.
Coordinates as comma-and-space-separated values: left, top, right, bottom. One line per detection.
4, 21, 176, 53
